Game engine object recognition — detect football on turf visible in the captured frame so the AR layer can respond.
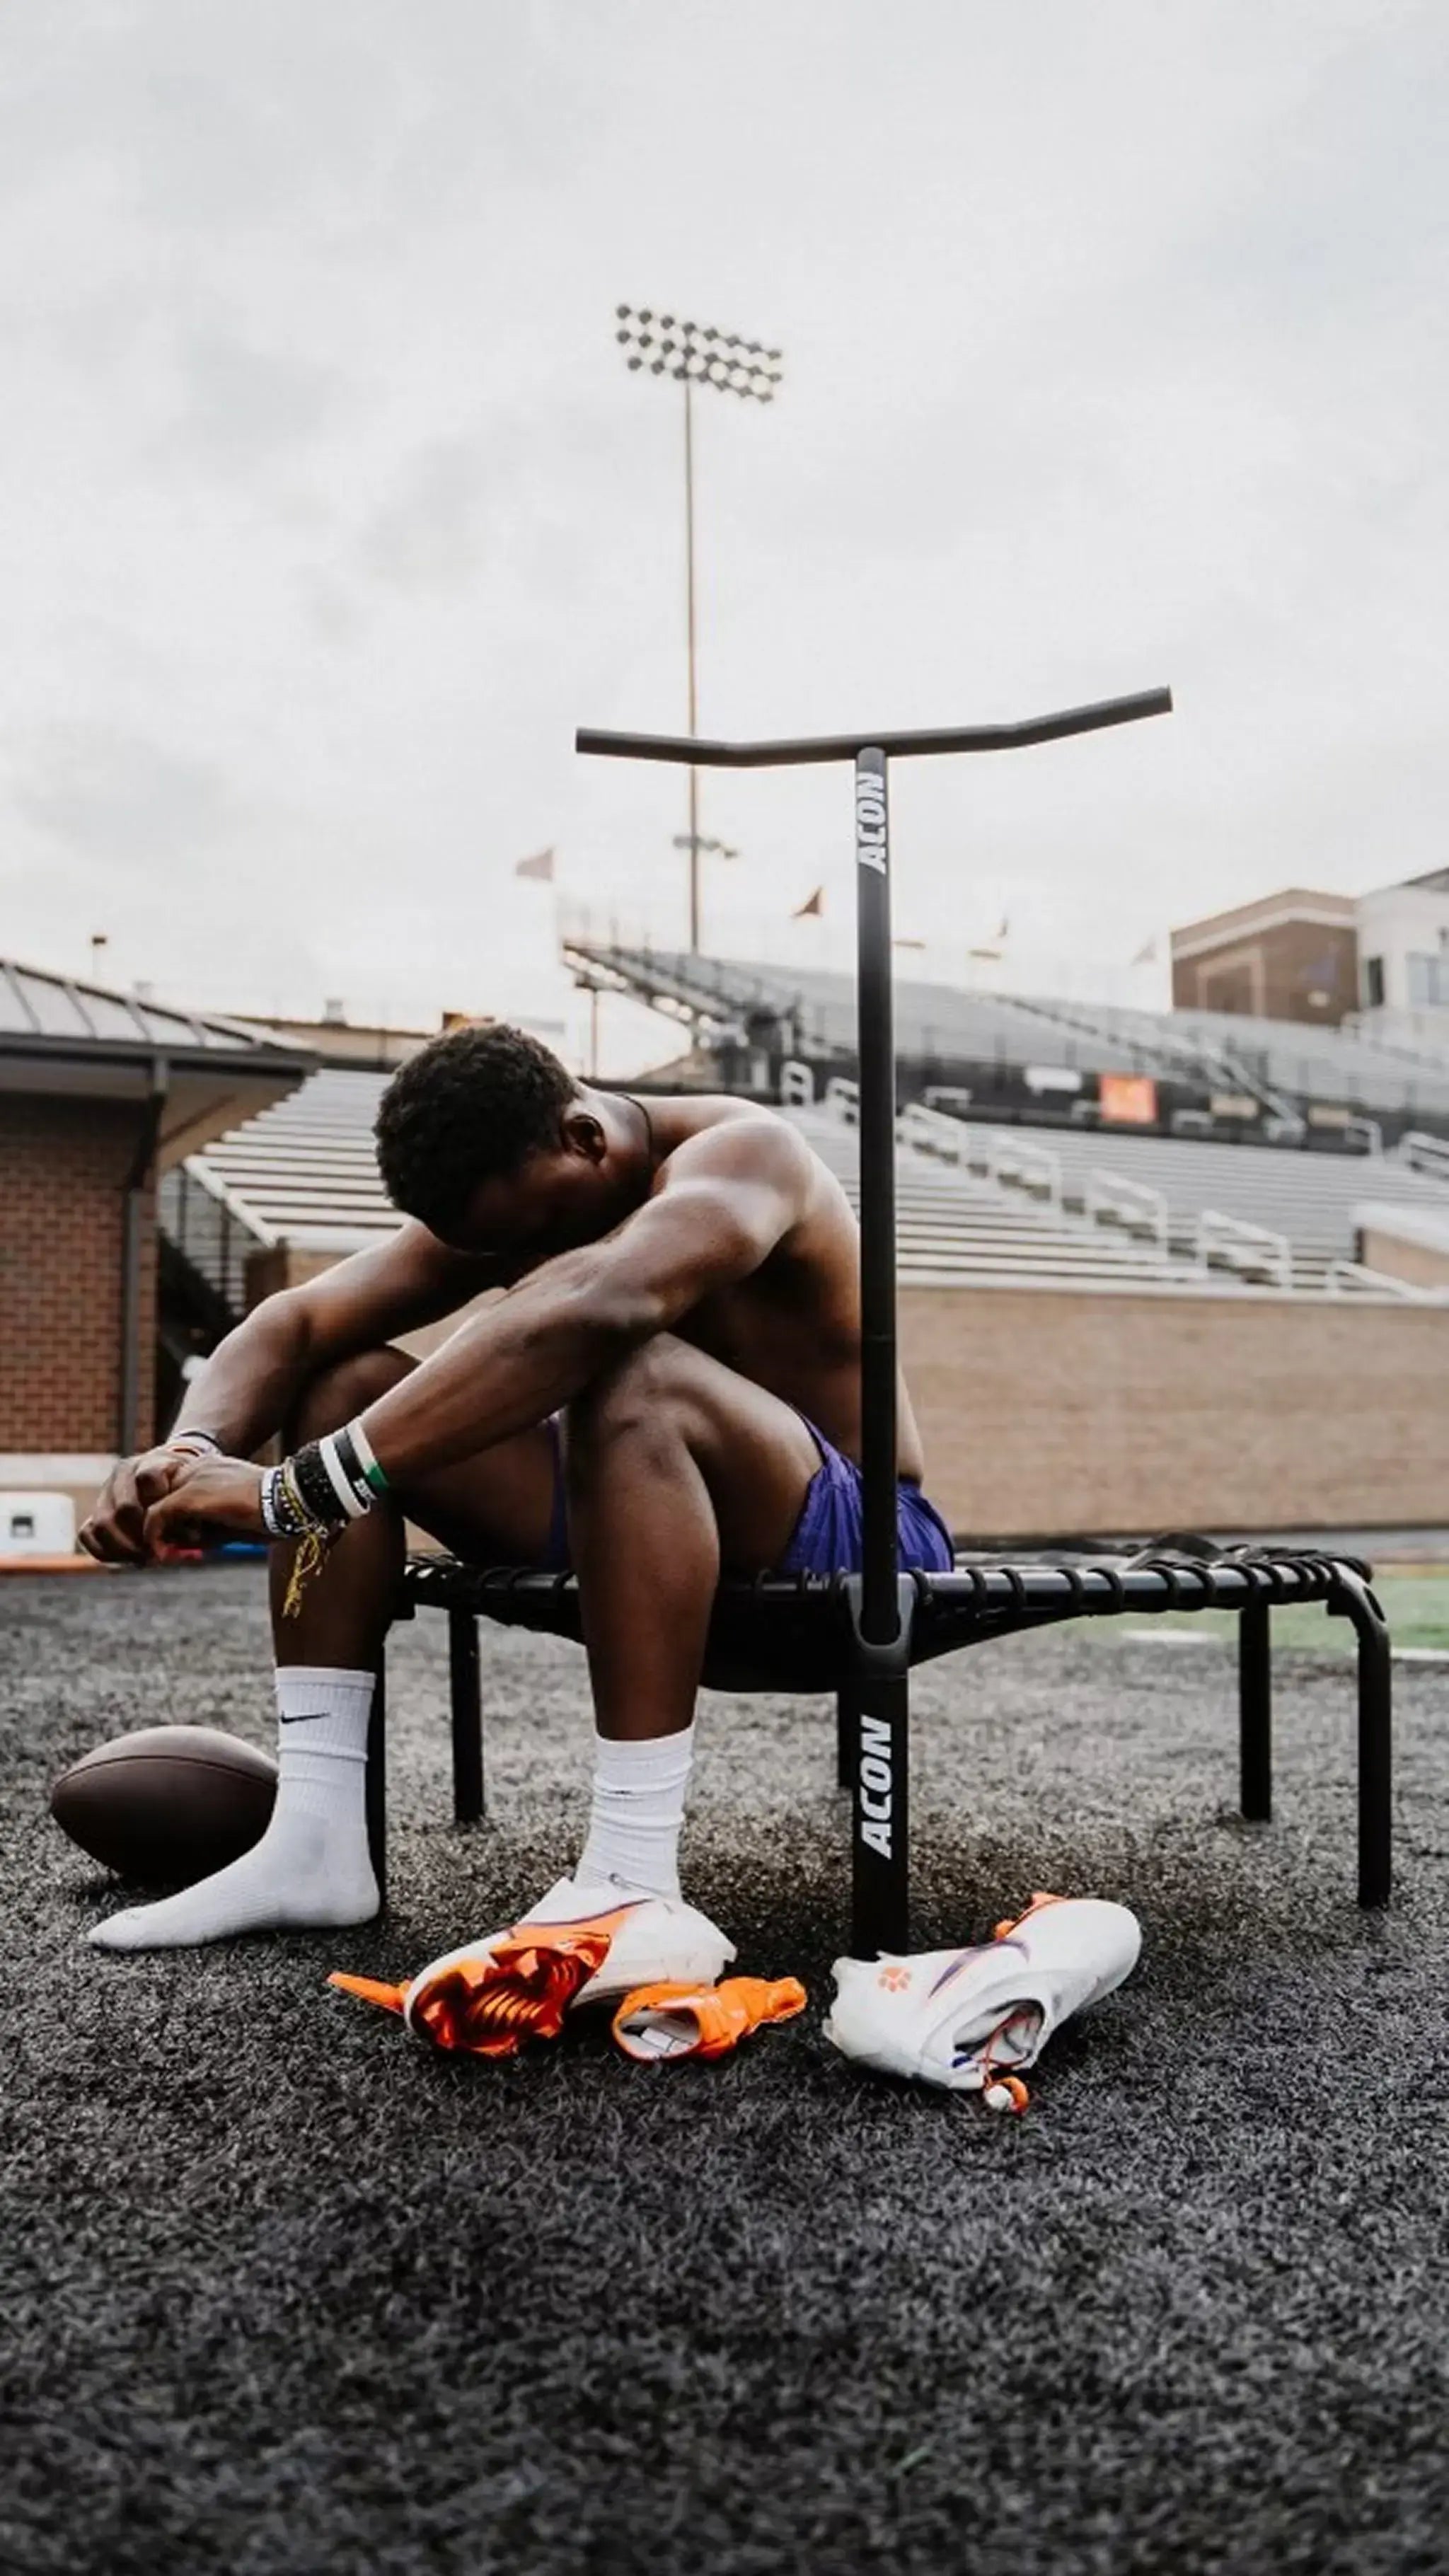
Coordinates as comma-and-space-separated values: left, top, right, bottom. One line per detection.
50, 1726, 277, 1886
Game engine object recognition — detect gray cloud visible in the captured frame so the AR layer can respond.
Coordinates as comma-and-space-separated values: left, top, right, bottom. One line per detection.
10, 724, 243, 867
0, 0, 1444, 1047
362, 437, 490, 591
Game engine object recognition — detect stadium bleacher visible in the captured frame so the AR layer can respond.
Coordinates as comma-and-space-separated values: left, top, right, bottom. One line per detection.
792, 1102, 1217, 1291
158, 1069, 395, 1317
161, 1057, 1449, 1322
565, 940, 1449, 1136
917, 1106, 1449, 1290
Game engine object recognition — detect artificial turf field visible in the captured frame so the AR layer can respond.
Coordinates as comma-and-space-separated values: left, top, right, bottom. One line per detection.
5, 1561, 1448, 2576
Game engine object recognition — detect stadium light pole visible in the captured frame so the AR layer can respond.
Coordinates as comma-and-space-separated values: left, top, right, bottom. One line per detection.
614, 304, 783, 951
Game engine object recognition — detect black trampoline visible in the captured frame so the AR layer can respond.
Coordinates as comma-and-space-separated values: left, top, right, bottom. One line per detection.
379, 695, 1393, 1956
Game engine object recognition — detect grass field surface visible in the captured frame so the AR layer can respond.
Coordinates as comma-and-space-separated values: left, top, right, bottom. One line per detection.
1103, 1571, 1449, 1656
5, 1563, 1447, 2575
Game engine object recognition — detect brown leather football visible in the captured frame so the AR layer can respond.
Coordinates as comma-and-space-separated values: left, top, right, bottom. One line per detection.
50, 1726, 277, 1886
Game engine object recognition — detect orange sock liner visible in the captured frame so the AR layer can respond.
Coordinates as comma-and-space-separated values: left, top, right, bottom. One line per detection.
328, 1927, 615, 2058
611, 1975, 807, 2063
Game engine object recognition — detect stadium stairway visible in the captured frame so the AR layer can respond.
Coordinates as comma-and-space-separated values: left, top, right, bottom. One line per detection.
791, 1101, 1246, 1293
949, 1111, 1449, 1293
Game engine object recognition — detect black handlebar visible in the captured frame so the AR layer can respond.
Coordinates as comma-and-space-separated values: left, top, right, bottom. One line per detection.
576, 687, 1172, 769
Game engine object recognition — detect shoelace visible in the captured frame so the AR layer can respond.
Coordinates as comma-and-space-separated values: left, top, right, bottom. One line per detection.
329, 1927, 614, 2056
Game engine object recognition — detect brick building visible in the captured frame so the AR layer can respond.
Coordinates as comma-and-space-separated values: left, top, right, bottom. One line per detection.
1171, 872, 1449, 1037
0, 960, 307, 1510
1170, 890, 1360, 1025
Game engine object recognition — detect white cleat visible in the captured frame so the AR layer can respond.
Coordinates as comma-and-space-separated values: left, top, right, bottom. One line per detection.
824, 1893, 1141, 2106
369, 1877, 736, 2055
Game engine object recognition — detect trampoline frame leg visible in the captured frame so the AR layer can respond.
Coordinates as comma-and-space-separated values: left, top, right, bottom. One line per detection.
1332, 1567, 1392, 1907
1238, 1595, 1272, 1822
449, 1607, 485, 1823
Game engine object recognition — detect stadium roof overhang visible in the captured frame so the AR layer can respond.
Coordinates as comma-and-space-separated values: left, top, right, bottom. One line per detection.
0, 955, 315, 1165
0, 1032, 313, 1168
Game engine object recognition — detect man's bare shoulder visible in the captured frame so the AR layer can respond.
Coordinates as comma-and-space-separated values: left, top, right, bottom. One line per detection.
646, 1092, 801, 1154
640, 1096, 832, 1234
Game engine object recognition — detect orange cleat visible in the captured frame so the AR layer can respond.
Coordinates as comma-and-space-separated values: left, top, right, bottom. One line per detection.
329, 1928, 613, 2058
611, 1974, 807, 2064
328, 1876, 736, 2060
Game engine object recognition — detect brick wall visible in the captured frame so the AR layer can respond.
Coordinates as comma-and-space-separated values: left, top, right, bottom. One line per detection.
901, 1284, 1449, 1537
0, 1096, 156, 1453
1171, 918, 1359, 1027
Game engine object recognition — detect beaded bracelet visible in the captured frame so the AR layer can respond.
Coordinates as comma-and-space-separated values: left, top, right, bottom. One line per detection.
260, 1462, 313, 1540
260, 1425, 391, 1560
288, 1440, 351, 1531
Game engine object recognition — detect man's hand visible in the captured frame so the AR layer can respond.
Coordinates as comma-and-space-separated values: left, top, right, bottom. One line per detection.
142, 1457, 268, 1554
79, 1448, 197, 1564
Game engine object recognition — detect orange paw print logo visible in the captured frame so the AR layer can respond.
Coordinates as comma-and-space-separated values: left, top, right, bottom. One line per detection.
877, 1964, 912, 1992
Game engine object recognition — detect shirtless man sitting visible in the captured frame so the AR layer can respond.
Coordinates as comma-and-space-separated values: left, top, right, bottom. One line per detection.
79, 1024, 951, 1972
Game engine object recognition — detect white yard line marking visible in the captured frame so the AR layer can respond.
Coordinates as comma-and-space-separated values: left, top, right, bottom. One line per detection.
1119, 1627, 1449, 1665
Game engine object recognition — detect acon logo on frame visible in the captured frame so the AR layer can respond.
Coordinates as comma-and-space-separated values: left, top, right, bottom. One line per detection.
855, 773, 887, 874
858, 1710, 894, 1857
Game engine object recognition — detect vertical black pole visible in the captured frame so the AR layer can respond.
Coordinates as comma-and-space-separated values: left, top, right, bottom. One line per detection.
850, 747, 910, 1955
836, 1685, 855, 1790
855, 747, 899, 1647
1238, 1597, 1272, 1821
449, 1607, 485, 1823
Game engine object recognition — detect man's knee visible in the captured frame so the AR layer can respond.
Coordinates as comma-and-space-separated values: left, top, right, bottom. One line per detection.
287, 1346, 414, 1447
566, 1337, 696, 1457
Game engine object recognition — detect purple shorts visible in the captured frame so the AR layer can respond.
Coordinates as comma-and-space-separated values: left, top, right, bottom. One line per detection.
538, 1413, 953, 1578
778, 1420, 954, 1577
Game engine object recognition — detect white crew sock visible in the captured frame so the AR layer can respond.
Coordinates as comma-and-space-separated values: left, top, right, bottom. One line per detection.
575, 1723, 695, 1900
89, 1667, 380, 1953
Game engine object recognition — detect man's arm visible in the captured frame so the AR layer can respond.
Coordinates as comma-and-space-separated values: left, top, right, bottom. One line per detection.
354, 1116, 814, 1484
170, 1224, 497, 1457
81, 1224, 493, 1561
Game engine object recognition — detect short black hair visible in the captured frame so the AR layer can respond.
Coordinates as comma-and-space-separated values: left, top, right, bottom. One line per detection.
374, 1022, 577, 1235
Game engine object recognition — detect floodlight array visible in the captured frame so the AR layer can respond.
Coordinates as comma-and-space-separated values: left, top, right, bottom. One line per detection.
615, 305, 784, 402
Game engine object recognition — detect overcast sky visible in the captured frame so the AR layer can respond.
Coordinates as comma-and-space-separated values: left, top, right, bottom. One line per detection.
1, 0, 1444, 1064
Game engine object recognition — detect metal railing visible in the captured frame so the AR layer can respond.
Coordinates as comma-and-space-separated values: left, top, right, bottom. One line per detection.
158, 1160, 272, 1317
1400, 1130, 1449, 1184
807, 1069, 1422, 1298
1196, 1207, 1292, 1290
1085, 1167, 1170, 1252
1324, 1257, 1423, 1300
983, 1129, 1063, 1212
896, 1100, 974, 1165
